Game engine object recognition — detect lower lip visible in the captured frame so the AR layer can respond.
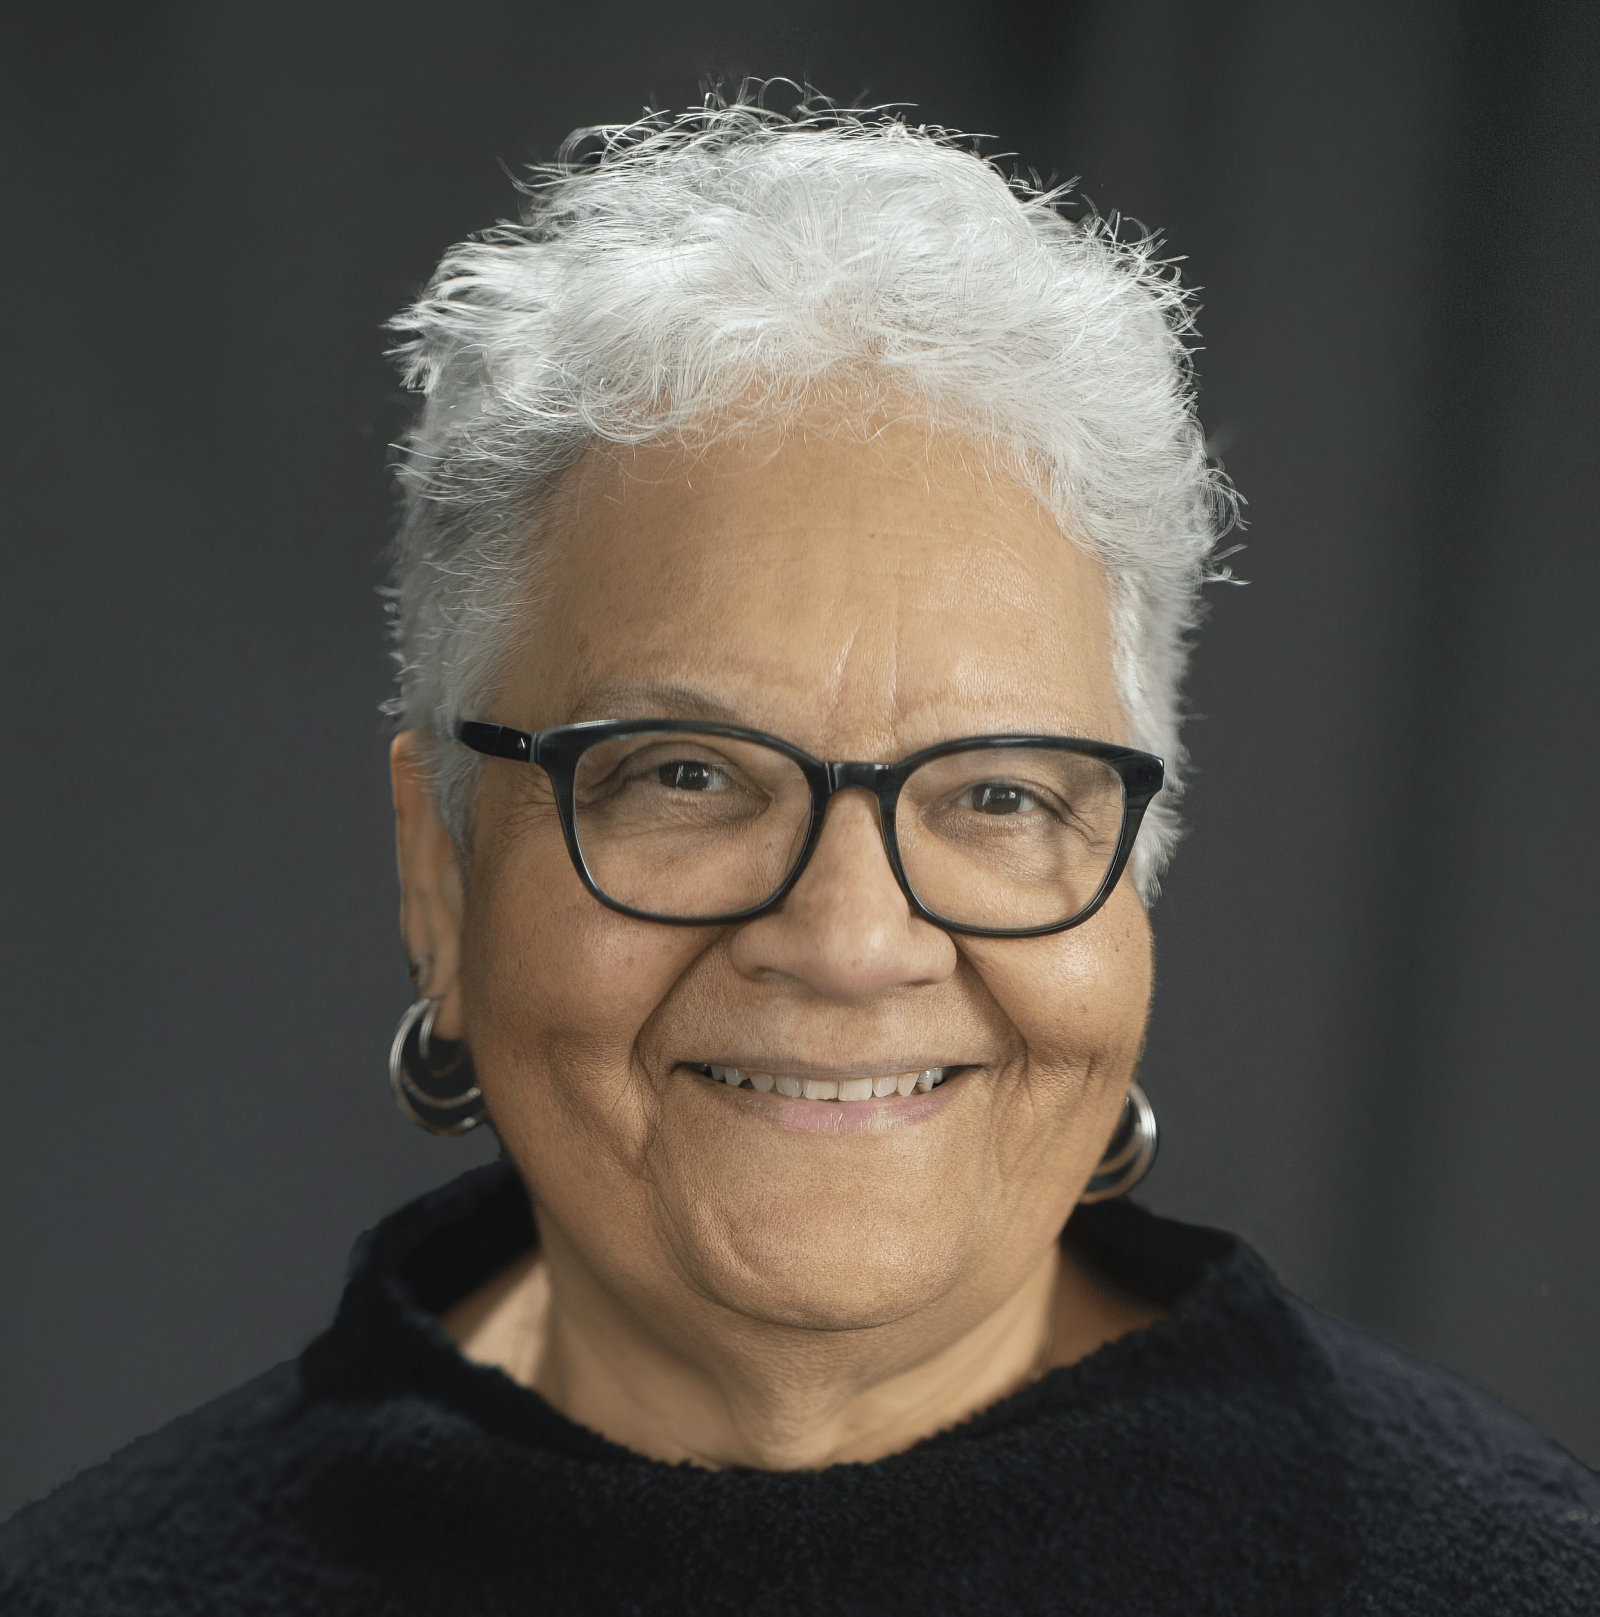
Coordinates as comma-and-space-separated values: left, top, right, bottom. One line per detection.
686, 1067, 970, 1134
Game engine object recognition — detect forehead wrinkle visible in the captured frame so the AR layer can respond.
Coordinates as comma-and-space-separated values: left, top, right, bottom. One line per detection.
808, 524, 913, 757
884, 524, 905, 749
560, 679, 747, 726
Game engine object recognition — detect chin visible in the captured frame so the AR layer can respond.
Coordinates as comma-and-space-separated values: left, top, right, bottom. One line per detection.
662, 1188, 972, 1334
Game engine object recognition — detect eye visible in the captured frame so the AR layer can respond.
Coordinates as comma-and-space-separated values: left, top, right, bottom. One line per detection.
964, 781, 1038, 815
655, 759, 728, 792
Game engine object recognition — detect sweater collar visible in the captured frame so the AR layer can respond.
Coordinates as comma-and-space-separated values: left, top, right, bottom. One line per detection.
301, 1155, 1296, 1471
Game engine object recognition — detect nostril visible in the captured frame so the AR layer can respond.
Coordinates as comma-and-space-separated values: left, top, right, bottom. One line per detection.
728, 889, 957, 998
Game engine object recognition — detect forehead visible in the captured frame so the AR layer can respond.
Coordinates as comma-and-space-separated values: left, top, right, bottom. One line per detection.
516, 418, 1123, 750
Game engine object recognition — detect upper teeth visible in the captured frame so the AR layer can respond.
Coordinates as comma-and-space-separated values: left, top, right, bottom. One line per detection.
703, 1065, 950, 1100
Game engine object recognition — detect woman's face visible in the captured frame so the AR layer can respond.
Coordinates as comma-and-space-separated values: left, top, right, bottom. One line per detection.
457, 418, 1154, 1340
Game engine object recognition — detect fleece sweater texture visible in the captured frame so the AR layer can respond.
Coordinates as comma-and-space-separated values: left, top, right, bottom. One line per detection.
2, 1158, 1596, 1615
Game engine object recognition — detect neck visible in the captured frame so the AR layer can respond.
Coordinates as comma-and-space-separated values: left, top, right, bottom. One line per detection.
441, 1217, 1163, 1471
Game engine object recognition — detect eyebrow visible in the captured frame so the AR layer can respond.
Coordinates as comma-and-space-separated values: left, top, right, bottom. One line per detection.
559, 680, 1117, 749
562, 680, 748, 726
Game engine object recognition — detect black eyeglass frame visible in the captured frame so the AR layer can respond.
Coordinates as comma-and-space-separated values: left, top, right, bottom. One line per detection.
458, 717, 1164, 939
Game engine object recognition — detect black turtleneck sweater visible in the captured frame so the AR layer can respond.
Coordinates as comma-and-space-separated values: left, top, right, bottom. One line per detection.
2, 1159, 1596, 1614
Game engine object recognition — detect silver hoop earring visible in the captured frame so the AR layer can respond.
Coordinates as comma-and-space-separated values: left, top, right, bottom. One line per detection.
1080, 1081, 1158, 1203
388, 997, 485, 1137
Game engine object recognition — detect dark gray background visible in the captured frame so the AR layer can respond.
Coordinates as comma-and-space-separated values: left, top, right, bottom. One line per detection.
3, 0, 1596, 1519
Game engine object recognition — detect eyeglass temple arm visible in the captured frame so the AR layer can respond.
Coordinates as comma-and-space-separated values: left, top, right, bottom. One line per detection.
457, 721, 533, 762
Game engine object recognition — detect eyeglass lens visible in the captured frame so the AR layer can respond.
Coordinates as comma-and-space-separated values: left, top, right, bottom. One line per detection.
570, 730, 1127, 929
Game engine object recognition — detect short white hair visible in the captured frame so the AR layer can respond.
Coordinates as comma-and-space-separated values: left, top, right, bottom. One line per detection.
386, 95, 1237, 895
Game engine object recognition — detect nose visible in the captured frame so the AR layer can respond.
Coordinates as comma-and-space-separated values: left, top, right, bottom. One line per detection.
726, 790, 958, 1000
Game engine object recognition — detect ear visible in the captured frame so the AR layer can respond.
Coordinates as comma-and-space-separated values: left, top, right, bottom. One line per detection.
391, 732, 467, 1041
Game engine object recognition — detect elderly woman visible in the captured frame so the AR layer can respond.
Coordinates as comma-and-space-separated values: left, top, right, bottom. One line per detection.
3, 101, 1596, 1615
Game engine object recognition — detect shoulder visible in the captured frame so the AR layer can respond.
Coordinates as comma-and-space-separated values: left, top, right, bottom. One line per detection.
1196, 1252, 1600, 1607
1308, 1302, 1583, 1484
0, 1361, 322, 1613
1300, 1306, 1600, 1605
1068, 1200, 1600, 1612
0, 1164, 531, 1616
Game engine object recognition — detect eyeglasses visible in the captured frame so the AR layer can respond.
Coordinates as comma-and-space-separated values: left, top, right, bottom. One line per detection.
458, 718, 1163, 938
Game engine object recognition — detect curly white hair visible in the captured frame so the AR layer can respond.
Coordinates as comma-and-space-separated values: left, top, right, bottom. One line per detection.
385, 94, 1238, 896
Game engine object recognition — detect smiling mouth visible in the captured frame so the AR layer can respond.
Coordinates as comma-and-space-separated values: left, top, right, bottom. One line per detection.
686, 1064, 957, 1102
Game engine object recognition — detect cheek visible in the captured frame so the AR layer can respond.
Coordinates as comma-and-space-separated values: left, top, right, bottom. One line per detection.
1014, 893, 1151, 1060
457, 811, 700, 1157
963, 889, 1153, 1147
